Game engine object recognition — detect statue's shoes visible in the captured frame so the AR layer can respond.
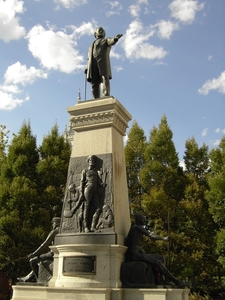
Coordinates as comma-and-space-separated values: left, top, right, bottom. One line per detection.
17, 272, 36, 283
176, 280, 189, 287
17, 276, 27, 282
84, 227, 90, 233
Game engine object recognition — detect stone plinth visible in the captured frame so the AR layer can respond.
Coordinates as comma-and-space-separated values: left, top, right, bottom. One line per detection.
49, 244, 126, 288
11, 286, 189, 300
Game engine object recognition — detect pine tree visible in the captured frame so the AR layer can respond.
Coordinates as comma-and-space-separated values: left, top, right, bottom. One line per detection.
174, 137, 217, 292
36, 123, 71, 219
0, 125, 9, 165
124, 121, 147, 219
140, 116, 186, 268
0, 122, 71, 282
141, 115, 184, 219
0, 121, 41, 280
206, 137, 225, 270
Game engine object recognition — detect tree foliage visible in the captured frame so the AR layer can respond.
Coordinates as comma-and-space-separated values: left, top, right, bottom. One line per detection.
125, 117, 222, 293
206, 137, 225, 270
37, 123, 71, 219
124, 121, 147, 220
0, 125, 9, 164
141, 115, 183, 220
174, 137, 217, 292
0, 122, 71, 282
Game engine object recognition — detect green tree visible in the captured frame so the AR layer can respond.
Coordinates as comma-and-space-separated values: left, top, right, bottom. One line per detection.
140, 116, 186, 268
36, 123, 71, 219
0, 125, 9, 164
174, 137, 217, 292
124, 121, 147, 219
206, 137, 225, 271
0, 122, 71, 282
0, 121, 41, 280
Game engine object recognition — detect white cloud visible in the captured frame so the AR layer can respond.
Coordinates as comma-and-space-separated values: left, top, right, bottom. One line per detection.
0, 0, 26, 42
201, 128, 208, 137
0, 62, 47, 110
215, 128, 225, 134
128, 0, 149, 18
198, 71, 225, 95
0, 84, 22, 94
179, 159, 186, 170
154, 61, 167, 66
4, 62, 48, 85
114, 66, 123, 72
54, 0, 87, 10
68, 22, 96, 39
128, 5, 140, 18
138, 0, 148, 4
213, 140, 220, 146
106, 1, 122, 16
110, 48, 122, 59
123, 134, 128, 145
107, 1, 121, 8
169, 0, 205, 24
26, 25, 86, 73
155, 20, 179, 39
0, 89, 29, 110
207, 55, 213, 61
122, 20, 167, 60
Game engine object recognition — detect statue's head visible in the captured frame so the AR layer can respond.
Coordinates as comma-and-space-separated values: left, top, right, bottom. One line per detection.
94, 27, 105, 38
135, 214, 145, 225
68, 183, 76, 193
52, 217, 61, 229
87, 155, 96, 166
87, 155, 96, 162
102, 204, 110, 212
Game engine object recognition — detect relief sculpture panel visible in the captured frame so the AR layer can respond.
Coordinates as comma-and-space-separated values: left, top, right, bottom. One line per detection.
61, 154, 113, 234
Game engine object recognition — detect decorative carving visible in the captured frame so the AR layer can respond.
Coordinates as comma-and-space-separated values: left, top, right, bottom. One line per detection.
61, 154, 114, 234
71, 111, 127, 136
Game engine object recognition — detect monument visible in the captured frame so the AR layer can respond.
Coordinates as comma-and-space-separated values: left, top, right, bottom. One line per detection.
11, 27, 189, 300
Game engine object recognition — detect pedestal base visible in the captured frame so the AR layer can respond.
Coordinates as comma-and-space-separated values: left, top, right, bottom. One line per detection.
49, 244, 126, 288
12, 286, 190, 300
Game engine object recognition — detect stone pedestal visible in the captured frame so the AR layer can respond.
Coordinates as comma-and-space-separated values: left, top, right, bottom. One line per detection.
12, 97, 189, 300
49, 97, 132, 290
61, 96, 132, 240
50, 244, 126, 288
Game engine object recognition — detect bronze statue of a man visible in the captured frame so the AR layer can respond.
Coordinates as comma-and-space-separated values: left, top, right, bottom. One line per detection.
80, 155, 103, 232
126, 214, 187, 286
86, 27, 122, 99
17, 217, 60, 283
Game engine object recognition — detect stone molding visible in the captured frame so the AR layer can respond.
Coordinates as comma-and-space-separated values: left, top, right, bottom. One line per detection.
67, 97, 132, 136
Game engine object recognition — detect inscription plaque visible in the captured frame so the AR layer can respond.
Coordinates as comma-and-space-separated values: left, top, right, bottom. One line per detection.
63, 256, 96, 275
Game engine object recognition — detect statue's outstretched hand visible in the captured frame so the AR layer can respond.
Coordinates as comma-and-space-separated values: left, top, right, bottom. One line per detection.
115, 34, 123, 41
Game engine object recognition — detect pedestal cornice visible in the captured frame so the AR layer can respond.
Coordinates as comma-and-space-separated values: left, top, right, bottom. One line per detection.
67, 97, 132, 136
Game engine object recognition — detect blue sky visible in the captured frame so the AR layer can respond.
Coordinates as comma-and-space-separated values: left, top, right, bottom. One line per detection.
0, 0, 224, 162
